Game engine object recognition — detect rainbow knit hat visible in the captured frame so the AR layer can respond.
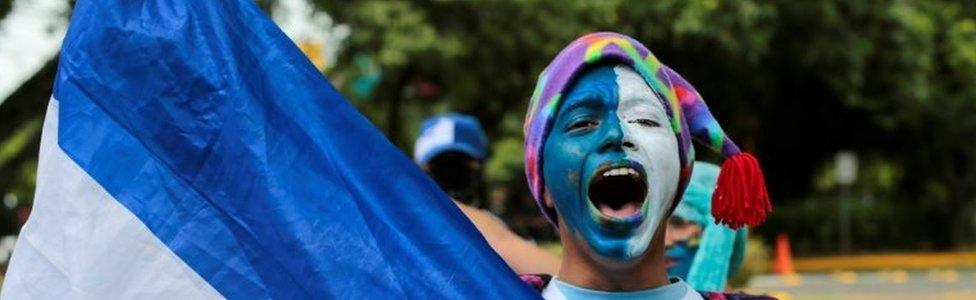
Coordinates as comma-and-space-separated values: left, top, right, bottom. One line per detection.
523, 32, 770, 229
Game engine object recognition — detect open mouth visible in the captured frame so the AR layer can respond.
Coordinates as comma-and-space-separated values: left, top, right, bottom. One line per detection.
587, 163, 648, 220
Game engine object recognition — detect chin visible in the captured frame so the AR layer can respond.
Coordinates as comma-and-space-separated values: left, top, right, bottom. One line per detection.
578, 219, 657, 263
574, 161, 663, 262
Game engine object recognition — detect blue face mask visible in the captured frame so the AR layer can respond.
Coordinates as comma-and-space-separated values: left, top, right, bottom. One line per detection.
542, 64, 681, 260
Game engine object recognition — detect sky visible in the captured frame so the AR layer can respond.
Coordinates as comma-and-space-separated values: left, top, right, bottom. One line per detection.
0, 0, 69, 105
271, 0, 350, 71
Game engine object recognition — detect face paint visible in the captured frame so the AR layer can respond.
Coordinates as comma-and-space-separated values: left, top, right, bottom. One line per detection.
665, 217, 703, 279
666, 241, 698, 279
543, 64, 680, 260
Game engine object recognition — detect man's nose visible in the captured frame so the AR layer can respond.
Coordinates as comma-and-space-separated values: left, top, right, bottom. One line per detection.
598, 118, 634, 153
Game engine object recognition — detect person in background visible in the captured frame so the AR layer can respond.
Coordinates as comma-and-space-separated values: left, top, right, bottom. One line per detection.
414, 113, 559, 275
666, 161, 749, 292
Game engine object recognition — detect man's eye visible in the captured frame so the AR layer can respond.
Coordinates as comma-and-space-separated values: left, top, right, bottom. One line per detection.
631, 118, 660, 127
568, 120, 598, 131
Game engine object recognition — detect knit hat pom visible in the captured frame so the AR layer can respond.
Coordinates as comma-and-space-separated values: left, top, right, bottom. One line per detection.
711, 152, 771, 229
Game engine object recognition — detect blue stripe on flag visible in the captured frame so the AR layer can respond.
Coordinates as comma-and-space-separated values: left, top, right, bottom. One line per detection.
53, 0, 537, 298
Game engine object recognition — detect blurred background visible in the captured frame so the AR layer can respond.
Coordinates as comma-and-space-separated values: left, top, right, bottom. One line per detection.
1, 0, 975, 298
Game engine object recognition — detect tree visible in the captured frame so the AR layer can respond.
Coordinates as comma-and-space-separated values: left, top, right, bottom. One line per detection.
770, 0, 976, 249
320, 0, 976, 250
1, 0, 973, 251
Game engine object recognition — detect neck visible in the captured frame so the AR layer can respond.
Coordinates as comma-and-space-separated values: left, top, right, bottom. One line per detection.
555, 223, 671, 291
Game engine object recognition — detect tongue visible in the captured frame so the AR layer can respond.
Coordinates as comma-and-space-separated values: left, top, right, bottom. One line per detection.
599, 202, 640, 218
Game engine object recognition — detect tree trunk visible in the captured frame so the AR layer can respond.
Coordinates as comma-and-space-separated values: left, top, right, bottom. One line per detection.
385, 68, 413, 149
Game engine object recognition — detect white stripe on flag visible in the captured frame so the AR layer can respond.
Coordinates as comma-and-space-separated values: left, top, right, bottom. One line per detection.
1, 99, 222, 299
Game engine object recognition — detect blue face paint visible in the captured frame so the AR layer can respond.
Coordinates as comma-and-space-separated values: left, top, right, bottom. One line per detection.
543, 65, 681, 260
666, 241, 699, 279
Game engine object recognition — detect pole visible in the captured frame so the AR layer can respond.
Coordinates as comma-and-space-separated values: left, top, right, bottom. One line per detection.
839, 185, 851, 254
835, 151, 857, 254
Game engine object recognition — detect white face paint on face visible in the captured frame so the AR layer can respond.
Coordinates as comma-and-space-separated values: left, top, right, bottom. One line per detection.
614, 65, 681, 257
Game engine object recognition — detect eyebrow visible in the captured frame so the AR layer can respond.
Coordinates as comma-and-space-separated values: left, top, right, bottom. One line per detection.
618, 92, 666, 112
561, 95, 606, 113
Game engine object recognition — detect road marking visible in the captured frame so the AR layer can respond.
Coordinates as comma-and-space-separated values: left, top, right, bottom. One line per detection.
891, 269, 908, 283
927, 268, 960, 283
782, 274, 803, 287
945, 269, 959, 283
831, 270, 858, 285
878, 269, 909, 283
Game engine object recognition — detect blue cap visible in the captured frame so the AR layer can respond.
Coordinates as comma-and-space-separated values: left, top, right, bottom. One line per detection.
414, 113, 488, 165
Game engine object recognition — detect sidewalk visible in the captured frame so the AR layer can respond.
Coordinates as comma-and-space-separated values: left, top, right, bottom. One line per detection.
789, 251, 976, 273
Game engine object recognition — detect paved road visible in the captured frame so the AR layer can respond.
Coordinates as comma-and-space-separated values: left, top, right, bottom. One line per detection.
747, 268, 976, 299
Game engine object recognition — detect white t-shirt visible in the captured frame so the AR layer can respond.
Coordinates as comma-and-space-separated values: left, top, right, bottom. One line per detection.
541, 277, 703, 300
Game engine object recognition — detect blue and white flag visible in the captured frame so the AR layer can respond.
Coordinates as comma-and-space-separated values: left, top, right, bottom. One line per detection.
2, 0, 536, 298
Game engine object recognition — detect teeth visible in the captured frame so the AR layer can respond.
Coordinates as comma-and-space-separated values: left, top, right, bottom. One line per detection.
602, 167, 638, 177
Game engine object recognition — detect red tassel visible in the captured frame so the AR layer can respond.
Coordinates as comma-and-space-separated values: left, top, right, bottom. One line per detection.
711, 152, 772, 229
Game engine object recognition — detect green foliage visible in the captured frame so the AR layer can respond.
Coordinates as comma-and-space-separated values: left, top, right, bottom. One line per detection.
767, 193, 927, 253
0, 119, 41, 169
316, 0, 976, 250
484, 137, 522, 185
338, 1, 456, 68
320, 0, 779, 149
812, 157, 903, 193
0, 0, 972, 251
0, 0, 10, 21
7, 159, 37, 208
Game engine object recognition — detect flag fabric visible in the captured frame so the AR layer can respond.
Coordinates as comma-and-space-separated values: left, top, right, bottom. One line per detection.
2, 0, 537, 298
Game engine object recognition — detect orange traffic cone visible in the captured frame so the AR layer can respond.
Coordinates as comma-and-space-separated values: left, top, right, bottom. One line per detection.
773, 234, 796, 275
